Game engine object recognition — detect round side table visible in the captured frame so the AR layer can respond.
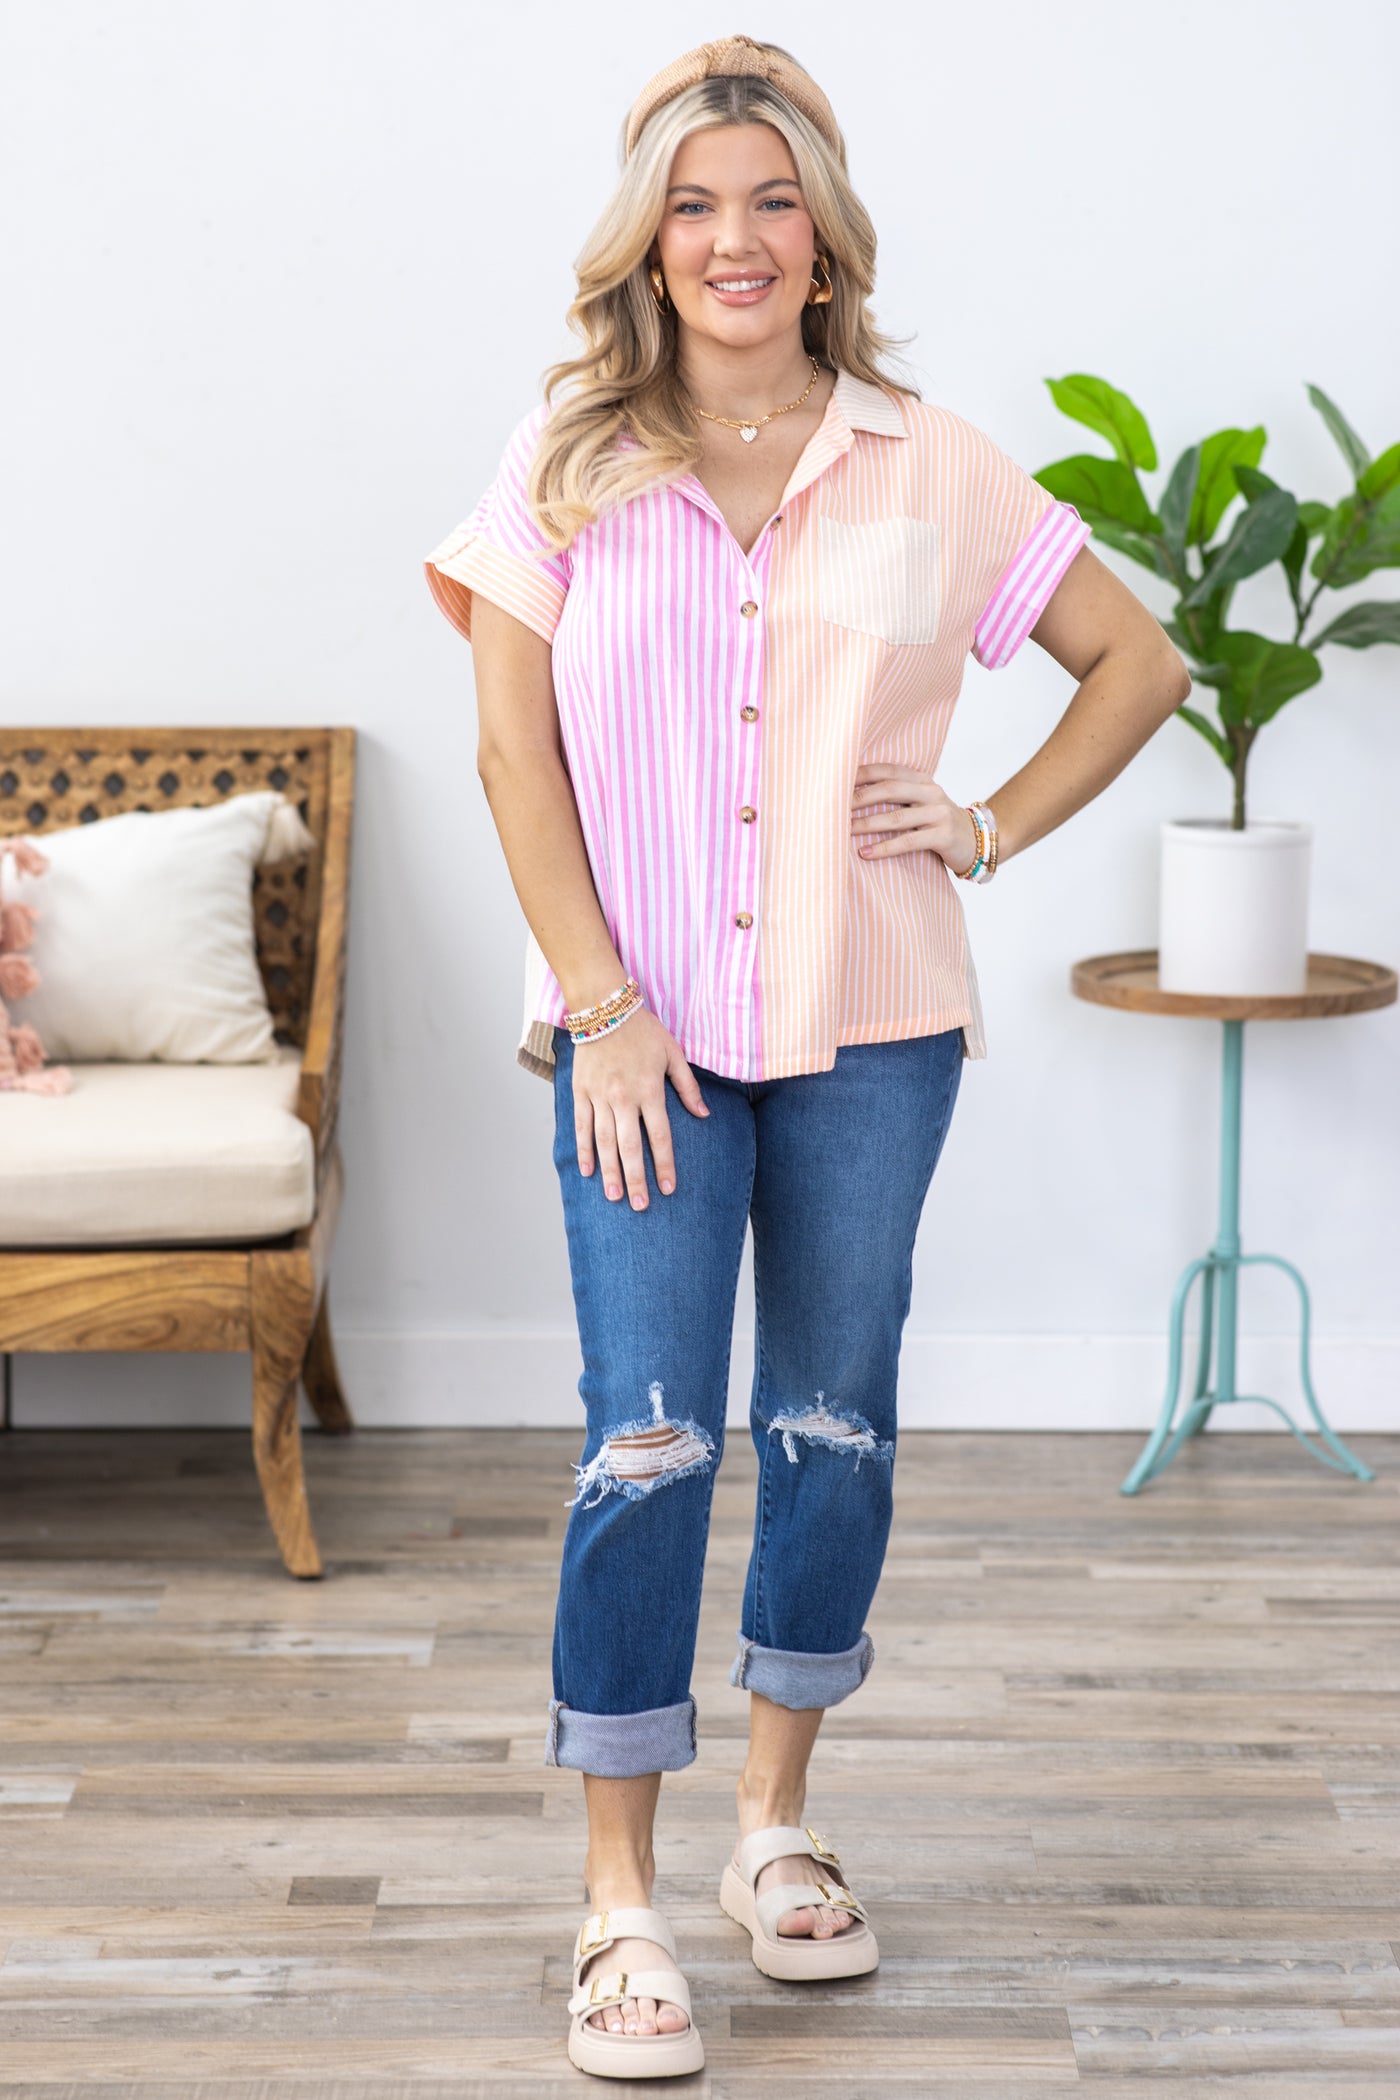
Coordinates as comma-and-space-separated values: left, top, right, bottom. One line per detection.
1071, 950, 1397, 1495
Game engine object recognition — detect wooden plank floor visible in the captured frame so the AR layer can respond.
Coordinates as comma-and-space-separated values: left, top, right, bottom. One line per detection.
0, 1423, 1396, 2096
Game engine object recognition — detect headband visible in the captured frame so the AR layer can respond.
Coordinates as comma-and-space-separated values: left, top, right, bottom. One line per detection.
624, 34, 843, 159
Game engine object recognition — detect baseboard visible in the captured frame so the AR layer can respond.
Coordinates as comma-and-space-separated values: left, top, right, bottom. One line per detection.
9, 1329, 1398, 1432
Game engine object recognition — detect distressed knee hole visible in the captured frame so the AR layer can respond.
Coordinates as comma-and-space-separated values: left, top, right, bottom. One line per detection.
766, 1393, 894, 1470
566, 1380, 715, 1509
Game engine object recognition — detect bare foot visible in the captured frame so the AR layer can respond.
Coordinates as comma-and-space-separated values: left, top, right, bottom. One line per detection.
579, 1932, 690, 2039
731, 1840, 856, 1937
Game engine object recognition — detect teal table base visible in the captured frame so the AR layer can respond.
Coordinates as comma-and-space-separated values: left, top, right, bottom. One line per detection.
1121, 1017, 1375, 1495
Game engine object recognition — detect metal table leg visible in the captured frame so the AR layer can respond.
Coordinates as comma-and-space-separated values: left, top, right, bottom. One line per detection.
1121, 1019, 1375, 1494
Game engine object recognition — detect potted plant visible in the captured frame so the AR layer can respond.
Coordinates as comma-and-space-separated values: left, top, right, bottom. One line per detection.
1035, 376, 1400, 993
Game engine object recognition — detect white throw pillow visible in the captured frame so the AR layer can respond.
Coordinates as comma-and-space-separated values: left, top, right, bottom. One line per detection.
2, 791, 314, 1063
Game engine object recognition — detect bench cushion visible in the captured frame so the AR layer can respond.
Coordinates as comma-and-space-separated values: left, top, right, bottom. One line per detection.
0, 1047, 314, 1246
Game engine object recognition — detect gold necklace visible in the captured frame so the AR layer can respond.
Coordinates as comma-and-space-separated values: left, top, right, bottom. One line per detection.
694, 356, 821, 443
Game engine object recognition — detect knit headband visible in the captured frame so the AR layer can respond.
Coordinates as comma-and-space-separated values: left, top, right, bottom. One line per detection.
623, 34, 843, 159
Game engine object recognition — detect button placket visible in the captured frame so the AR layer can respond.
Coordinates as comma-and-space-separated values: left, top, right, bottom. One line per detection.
727, 540, 768, 1066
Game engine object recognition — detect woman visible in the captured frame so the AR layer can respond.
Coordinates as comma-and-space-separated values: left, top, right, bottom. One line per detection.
424, 35, 1188, 2080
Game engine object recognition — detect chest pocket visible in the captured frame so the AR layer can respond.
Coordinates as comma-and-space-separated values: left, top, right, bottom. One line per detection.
818, 514, 942, 646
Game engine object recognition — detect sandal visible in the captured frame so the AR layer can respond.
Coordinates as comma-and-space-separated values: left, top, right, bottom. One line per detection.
719, 1824, 879, 1981
565, 1904, 705, 2080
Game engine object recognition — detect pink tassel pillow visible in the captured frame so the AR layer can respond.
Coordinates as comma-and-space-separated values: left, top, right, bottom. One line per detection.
0, 840, 72, 1095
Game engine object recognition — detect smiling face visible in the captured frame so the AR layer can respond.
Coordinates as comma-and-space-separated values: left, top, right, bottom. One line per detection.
653, 122, 819, 350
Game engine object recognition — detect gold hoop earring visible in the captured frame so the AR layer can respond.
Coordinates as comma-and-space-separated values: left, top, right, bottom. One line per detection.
806, 251, 834, 307
648, 264, 672, 316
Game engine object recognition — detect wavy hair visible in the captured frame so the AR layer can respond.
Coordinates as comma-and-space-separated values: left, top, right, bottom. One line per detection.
527, 61, 915, 548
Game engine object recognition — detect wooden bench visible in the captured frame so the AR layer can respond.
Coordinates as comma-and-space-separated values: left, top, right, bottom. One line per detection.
0, 728, 355, 1577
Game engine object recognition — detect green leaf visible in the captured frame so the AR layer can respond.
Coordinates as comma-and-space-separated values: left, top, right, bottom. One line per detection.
1187, 591, 1229, 660
1210, 630, 1322, 726
1312, 485, 1400, 587
1306, 383, 1371, 480
1177, 703, 1230, 762
1307, 601, 1400, 648
1282, 521, 1309, 602
1298, 500, 1332, 536
1045, 373, 1158, 470
1215, 675, 1248, 729
1189, 427, 1267, 546
1090, 521, 1168, 574
1160, 618, 1192, 651
1234, 465, 1281, 503
1358, 441, 1400, 502
1035, 454, 1161, 534
1159, 445, 1200, 562
1180, 490, 1298, 608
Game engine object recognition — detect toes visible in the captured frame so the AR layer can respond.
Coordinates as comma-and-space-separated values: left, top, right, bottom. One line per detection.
586, 1982, 688, 2039
777, 1900, 857, 1937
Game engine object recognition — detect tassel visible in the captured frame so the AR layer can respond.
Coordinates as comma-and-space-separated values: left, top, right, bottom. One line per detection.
260, 796, 316, 865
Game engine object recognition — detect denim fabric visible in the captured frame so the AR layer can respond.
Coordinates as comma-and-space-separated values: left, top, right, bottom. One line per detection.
545, 1021, 964, 1777
729, 1629, 875, 1708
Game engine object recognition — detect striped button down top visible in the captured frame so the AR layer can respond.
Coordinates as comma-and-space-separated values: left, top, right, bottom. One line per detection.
425, 370, 1089, 1083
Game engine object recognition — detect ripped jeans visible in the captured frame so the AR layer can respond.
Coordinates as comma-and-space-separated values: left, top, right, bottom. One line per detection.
546, 1020, 964, 1778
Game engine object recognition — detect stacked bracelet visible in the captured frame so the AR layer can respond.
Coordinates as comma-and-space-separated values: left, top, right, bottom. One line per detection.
564, 975, 645, 1045
956, 802, 1000, 884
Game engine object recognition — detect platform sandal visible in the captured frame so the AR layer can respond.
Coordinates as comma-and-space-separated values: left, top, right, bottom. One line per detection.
719, 1824, 879, 1981
565, 1904, 705, 2080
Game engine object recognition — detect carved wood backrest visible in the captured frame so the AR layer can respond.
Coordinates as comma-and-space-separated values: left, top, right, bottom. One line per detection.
0, 731, 333, 1049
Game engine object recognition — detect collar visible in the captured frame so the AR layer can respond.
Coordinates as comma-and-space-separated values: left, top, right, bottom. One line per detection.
610, 365, 910, 525
829, 368, 910, 438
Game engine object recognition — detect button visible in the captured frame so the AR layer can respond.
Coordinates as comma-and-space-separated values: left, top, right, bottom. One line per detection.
739, 805, 757, 823
772, 515, 783, 527
734, 911, 753, 929
740, 705, 758, 721
740, 600, 758, 618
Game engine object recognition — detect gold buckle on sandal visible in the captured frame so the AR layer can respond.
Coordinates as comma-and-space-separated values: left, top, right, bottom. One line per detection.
578, 1910, 610, 1958
589, 1970, 628, 2006
816, 1879, 863, 1915
805, 1826, 841, 1863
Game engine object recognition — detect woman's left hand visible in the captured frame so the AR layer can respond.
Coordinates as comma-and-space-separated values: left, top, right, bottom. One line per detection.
850, 763, 979, 875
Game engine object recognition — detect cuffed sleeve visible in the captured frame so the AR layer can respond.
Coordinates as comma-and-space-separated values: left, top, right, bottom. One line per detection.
973, 497, 1090, 668
423, 404, 571, 646
965, 430, 1091, 676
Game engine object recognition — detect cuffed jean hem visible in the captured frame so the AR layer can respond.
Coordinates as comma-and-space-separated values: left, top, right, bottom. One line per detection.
728, 1629, 875, 1709
544, 1694, 698, 1776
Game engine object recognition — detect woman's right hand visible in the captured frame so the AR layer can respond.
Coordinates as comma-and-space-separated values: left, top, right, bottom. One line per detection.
572, 1007, 709, 1209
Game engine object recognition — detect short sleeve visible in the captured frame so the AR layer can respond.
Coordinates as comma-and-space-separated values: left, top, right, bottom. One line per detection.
423, 405, 571, 646
964, 430, 1091, 670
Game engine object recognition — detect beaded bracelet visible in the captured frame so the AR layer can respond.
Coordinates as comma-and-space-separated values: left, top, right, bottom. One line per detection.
969, 801, 999, 884
954, 802, 999, 884
956, 806, 988, 881
564, 975, 646, 1045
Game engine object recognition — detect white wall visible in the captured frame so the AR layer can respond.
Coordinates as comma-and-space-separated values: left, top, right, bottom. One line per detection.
5, 1, 1398, 1434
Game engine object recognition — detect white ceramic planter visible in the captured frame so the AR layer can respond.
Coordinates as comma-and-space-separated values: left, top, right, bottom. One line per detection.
1159, 818, 1312, 996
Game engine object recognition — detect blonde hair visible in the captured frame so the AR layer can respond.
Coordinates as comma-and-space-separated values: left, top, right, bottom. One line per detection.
527, 63, 915, 548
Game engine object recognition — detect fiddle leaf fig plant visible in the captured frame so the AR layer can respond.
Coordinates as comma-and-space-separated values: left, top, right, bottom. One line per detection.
1035, 377, 1400, 827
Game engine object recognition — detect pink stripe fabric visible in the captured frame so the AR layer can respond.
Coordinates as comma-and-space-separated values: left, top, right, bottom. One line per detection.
974, 500, 1090, 668
424, 372, 1087, 1085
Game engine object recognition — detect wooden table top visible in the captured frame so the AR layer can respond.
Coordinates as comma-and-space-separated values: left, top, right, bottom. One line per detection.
1071, 949, 1398, 1021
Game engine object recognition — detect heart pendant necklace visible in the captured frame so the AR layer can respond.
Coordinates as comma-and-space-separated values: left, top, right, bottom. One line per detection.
695, 356, 821, 443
